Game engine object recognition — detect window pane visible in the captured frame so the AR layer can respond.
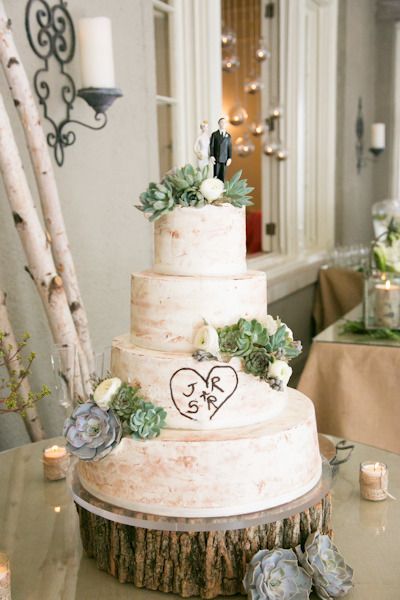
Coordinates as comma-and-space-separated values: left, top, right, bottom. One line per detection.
157, 103, 173, 174
154, 9, 171, 97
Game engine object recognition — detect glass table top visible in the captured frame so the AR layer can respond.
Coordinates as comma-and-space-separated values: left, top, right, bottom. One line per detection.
314, 305, 400, 348
0, 436, 399, 599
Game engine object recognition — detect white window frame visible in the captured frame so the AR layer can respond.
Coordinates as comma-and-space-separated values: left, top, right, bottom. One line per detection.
153, 0, 222, 172
259, 0, 337, 262
392, 21, 400, 198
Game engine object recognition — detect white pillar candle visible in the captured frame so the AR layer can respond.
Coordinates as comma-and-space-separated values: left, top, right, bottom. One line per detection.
359, 461, 388, 501
370, 123, 385, 149
0, 554, 11, 600
43, 445, 70, 481
374, 280, 400, 329
78, 17, 115, 89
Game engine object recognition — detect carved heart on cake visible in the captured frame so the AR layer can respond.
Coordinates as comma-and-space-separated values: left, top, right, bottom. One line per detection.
170, 365, 239, 422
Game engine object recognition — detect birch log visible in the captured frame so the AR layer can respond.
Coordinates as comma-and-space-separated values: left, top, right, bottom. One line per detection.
0, 6, 94, 374
0, 289, 45, 441
0, 91, 88, 400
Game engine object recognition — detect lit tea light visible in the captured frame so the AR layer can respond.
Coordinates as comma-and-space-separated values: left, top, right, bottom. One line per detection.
270, 106, 283, 119
359, 461, 389, 501
255, 46, 271, 62
249, 122, 265, 137
276, 148, 289, 161
0, 553, 11, 600
43, 445, 70, 481
263, 141, 278, 156
54, 506, 61, 513
374, 279, 400, 329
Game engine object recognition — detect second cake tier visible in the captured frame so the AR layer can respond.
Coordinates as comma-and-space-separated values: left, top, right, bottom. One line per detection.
131, 270, 267, 352
112, 334, 286, 430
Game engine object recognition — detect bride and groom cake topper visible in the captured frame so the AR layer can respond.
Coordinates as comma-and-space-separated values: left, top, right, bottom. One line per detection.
194, 117, 232, 182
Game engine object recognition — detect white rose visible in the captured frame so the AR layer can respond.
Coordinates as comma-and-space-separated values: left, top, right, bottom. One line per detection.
263, 315, 278, 336
200, 177, 224, 202
193, 325, 220, 357
268, 360, 292, 387
93, 377, 122, 410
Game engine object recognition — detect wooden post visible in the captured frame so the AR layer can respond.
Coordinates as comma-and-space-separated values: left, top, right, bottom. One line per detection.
76, 493, 332, 599
0, 289, 45, 441
0, 5, 94, 375
0, 91, 89, 400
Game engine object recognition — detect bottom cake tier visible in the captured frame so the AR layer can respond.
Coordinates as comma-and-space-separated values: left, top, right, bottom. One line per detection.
78, 388, 321, 517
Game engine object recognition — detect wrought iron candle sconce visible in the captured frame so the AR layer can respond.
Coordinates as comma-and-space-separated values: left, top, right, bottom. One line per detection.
356, 97, 385, 174
25, 0, 122, 166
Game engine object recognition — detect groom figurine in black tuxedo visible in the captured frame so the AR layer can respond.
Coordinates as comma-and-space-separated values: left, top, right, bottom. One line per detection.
209, 117, 232, 182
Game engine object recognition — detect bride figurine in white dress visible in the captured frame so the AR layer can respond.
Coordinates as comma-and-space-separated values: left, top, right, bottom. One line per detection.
194, 120, 210, 171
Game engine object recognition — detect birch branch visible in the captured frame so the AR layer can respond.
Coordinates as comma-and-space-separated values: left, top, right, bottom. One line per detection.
0, 91, 89, 400
0, 5, 94, 374
0, 289, 45, 440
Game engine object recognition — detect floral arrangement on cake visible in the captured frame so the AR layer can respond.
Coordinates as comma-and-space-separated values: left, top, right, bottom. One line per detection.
193, 315, 301, 391
64, 378, 167, 461
243, 532, 353, 600
136, 163, 253, 221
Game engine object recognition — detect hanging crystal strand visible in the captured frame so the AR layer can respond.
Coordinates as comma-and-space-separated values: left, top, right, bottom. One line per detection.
222, 0, 240, 72
229, 0, 247, 125
250, 0, 265, 136
235, 0, 254, 156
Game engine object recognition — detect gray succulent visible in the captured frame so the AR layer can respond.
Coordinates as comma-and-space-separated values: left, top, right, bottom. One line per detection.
64, 402, 122, 461
296, 532, 353, 599
243, 548, 312, 600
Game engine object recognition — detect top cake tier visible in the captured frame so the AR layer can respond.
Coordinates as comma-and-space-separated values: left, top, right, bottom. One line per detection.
154, 204, 247, 277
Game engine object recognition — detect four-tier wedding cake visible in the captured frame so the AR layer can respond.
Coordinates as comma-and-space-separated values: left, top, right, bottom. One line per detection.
74, 166, 322, 518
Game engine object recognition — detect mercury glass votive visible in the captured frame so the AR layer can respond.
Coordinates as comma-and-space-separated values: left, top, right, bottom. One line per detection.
43, 445, 70, 481
364, 272, 400, 330
359, 461, 388, 501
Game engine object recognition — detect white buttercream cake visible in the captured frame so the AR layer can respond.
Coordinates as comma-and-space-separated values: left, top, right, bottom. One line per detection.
78, 202, 321, 517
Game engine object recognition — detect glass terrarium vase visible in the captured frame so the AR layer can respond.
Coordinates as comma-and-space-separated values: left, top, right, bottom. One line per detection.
364, 271, 400, 330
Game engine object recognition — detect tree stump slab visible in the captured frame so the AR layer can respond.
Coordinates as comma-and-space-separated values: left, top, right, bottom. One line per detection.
76, 492, 332, 599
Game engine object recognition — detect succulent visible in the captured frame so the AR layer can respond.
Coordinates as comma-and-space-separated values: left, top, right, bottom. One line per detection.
218, 319, 268, 358
64, 402, 122, 461
266, 376, 284, 392
129, 400, 167, 439
240, 318, 269, 347
192, 349, 216, 362
111, 382, 144, 422
137, 181, 175, 221
244, 347, 270, 377
223, 169, 254, 208
296, 532, 353, 599
243, 548, 312, 600
166, 164, 208, 207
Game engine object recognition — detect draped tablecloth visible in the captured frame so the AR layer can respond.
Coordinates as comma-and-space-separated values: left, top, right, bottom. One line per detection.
298, 306, 400, 454
312, 267, 363, 332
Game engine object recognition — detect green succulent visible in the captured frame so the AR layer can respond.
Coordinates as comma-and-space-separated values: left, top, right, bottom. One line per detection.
218, 319, 269, 358
165, 164, 208, 207
111, 383, 144, 423
136, 181, 175, 221
243, 548, 312, 600
223, 170, 254, 208
296, 532, 353, 599
129, 400, 167, 439
244, 347, 271, 377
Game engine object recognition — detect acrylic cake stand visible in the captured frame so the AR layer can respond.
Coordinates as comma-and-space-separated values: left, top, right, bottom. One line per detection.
70, 459, 332, 598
